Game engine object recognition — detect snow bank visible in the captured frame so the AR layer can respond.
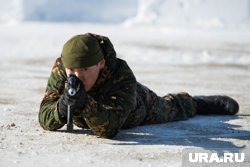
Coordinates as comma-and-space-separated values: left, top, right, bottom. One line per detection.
0, 0, 137, 24
0, 0, 23, 24
124, 0, 250, 29
1, 0, 250, 29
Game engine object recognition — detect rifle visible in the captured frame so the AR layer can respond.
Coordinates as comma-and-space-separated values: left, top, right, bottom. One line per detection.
66, 74, 78, 132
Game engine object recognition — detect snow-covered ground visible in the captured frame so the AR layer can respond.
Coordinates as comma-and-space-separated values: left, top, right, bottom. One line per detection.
0, 0, 250, 166
0, 22, 249, 167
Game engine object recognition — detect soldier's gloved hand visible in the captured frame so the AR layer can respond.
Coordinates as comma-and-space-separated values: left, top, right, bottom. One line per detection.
58, 76, 87, 123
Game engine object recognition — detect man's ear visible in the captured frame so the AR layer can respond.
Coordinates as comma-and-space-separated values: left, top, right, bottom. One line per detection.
99, 59, 106, 69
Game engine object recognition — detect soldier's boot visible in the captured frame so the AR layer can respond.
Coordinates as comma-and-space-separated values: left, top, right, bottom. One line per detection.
192, 95, 239, 115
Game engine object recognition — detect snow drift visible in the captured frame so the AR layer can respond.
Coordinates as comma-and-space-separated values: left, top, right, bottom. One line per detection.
1, 0, 250, 29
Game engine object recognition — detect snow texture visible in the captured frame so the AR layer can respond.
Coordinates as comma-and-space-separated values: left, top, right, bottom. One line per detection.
0, 22, 249, 167
0, 1, 250, 166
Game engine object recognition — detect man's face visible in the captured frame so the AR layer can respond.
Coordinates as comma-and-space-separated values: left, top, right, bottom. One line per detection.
65, 59, 105, 91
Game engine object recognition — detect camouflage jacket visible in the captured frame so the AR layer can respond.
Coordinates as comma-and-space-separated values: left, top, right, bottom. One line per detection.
39, 33, 146, 138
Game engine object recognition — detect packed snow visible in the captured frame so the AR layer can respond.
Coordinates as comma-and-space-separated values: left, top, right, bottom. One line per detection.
0, 0, 250, 167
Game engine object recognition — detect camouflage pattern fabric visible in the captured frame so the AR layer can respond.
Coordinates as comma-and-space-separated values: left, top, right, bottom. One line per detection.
39, 33, 197, 138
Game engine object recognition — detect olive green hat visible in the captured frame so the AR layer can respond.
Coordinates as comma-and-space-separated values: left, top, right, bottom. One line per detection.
61, 33, 104, 68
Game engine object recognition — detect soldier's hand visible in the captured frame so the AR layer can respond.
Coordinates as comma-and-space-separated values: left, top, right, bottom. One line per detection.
58, 76, 87, 123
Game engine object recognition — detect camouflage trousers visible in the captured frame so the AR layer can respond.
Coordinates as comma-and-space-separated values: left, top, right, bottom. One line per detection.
122, 83, 197, 129
73, 82, 197, 129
